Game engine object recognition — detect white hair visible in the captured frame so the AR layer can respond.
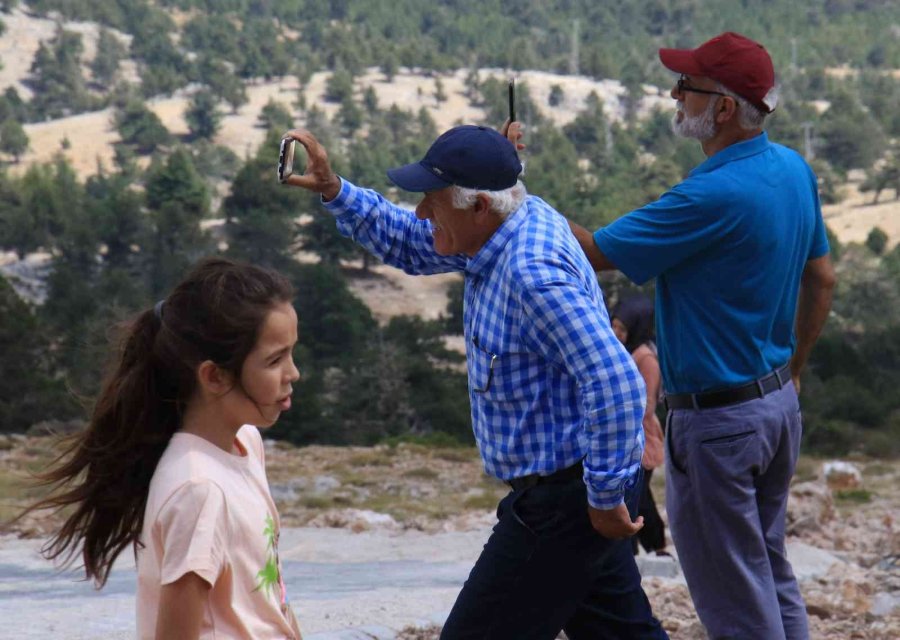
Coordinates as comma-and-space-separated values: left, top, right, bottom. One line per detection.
714, 81, 774, 131
450, 180, 527, 219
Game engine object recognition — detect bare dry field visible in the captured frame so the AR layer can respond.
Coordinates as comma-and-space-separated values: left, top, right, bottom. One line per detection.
824, 180, 900, 251
12, 67, 661, 179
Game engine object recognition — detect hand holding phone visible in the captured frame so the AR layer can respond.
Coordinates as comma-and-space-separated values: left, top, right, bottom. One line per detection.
508, 78, 516, 124
277, 129, 341, 200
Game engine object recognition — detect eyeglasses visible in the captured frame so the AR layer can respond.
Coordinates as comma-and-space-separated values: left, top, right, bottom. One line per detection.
676, 75, 727, 98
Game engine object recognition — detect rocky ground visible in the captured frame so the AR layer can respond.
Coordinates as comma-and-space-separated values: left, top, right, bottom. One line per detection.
1, 432, 898, 638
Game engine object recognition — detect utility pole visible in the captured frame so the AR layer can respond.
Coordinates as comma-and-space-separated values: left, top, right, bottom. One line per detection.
604, 117, 614, 158
801, 121, 815, 160
569, 19, 580, 75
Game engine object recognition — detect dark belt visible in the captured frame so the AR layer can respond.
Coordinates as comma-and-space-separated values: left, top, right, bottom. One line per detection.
665, 363, 791, 411
507, 460, 583, 492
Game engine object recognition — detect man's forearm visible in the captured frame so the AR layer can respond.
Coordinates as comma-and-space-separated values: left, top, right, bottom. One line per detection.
567, 221, 617, 272
324, 179, 465, 276
791, 256, 836, 380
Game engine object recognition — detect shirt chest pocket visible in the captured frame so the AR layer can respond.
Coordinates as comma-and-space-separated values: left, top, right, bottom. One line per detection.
470, 339, 544, 404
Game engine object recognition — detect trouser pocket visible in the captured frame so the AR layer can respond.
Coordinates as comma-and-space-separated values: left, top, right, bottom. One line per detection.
509, 482, 576, 538
665, 411, 688, 475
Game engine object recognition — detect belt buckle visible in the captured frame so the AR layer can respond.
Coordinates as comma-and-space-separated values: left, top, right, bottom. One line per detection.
773, 365, 786, 389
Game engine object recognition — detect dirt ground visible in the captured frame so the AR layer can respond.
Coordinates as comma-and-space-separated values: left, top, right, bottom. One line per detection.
2, 434, 899, 638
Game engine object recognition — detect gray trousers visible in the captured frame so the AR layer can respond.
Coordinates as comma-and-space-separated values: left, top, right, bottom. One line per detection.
665, 383, 809, 640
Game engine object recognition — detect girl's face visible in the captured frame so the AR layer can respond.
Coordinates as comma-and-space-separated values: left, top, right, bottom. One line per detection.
233, 302, 300, 428
612, 317, 628, 345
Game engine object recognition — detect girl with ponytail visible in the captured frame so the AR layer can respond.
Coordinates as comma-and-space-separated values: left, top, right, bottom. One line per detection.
22, 257, 303, 639
611, 295, 670, 559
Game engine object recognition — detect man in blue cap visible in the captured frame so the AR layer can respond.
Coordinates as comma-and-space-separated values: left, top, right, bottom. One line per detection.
283, 125, 668, 639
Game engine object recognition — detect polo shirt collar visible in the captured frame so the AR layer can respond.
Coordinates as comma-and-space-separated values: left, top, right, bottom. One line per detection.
465, 202, 528, 278
690, 132, 771, 177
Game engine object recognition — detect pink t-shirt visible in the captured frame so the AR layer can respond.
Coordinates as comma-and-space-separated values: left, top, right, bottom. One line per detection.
136, 426, 301, 639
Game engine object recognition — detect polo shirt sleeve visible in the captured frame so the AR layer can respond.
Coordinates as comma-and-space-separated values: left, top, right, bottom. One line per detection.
593, 177, 734, 285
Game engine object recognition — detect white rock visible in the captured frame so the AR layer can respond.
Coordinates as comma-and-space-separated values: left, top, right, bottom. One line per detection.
823, 460, 863, 489
314, 475, 342, 494
786, 541, 844, 581
787, 480, 834, 535
635, 554, 683, 580
871, 592, 900, 617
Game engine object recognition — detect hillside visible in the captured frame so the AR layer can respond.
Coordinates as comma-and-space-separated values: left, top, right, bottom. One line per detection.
0, 3, 897, 448
0, 6, 895, 334
2, 7, 896, 256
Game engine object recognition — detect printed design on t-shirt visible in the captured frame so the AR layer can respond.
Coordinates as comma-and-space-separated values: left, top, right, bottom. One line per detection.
254, 513, 285, 605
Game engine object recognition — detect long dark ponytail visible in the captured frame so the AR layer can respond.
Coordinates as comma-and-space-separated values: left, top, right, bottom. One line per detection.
20, 257, 293, 587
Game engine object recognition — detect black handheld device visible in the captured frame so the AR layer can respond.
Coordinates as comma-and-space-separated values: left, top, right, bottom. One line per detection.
508, 78, 516, 123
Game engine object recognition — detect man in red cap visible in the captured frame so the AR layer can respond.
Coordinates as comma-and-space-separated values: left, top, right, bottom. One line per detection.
565, 32, 836, 639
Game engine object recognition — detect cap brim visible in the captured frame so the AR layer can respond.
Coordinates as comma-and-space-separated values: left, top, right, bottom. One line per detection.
659, 48, 704, 76
386, 161, 452, 193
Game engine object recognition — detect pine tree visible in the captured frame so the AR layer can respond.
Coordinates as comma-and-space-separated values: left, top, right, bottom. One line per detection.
144, 149, 211, 295
0, 117, 28, 162
224, 131, 306, 269
114, 100, 171, 153
28, 27, 92, 119
258, 98, 294, 133
185, 88, 222, 141
90, 27, 126, 88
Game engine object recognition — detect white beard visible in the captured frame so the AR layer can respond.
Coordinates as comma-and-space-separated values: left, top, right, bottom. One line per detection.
671, 100, 718, 141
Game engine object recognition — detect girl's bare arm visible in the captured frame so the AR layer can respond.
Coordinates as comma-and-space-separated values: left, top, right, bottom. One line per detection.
155, 572, 211, 640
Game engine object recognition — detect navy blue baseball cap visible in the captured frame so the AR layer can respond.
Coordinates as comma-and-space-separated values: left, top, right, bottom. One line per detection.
387, 125, 522, 192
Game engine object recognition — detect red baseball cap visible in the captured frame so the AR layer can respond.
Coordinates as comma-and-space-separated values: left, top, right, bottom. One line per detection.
659, 32, 777, 113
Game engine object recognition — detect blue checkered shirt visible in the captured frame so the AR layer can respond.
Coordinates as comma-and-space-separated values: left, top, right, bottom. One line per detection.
323, 179, 645, 508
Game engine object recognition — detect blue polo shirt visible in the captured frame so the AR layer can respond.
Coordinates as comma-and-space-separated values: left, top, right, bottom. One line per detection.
595, 133, 829, 394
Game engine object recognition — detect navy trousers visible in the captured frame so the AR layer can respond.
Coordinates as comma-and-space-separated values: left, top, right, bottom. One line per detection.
440, 472, 668, 640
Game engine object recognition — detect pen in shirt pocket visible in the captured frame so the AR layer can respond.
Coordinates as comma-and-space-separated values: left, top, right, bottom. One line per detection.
472, 335, 497, 393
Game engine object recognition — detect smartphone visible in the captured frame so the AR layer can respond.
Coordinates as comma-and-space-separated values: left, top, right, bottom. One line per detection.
277, 138, 295, 183
508, 78, 516, 123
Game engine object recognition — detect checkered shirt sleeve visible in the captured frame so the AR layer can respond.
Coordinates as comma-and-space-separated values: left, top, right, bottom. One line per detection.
515, 268, 646, 509
322, 178, 467, 275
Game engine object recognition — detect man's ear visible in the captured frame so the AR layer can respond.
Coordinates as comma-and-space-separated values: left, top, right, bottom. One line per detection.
472, 192, 494, 221
716, 96, 738, 124
197, 360, 235, 396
